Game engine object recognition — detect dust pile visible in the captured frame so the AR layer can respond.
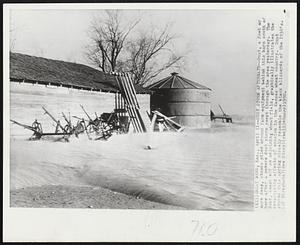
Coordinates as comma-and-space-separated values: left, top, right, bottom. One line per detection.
10, 122, 254, 210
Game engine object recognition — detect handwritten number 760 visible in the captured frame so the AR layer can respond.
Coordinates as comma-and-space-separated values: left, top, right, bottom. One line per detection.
191, 220, 218, 236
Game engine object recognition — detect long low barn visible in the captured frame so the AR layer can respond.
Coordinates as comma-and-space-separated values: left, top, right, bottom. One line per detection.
9, 52, 150, 136
10, 52, 149, 94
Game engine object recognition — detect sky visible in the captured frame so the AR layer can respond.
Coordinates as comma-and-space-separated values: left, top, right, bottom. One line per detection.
9, 8, 285, 116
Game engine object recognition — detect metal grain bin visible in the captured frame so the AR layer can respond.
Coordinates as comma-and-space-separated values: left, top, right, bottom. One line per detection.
148, 72, 212, 128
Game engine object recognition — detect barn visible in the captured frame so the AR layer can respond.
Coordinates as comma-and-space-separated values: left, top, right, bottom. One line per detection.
9, 52, 150, 135
148, 72, 212, 128
10, 52, 149, 93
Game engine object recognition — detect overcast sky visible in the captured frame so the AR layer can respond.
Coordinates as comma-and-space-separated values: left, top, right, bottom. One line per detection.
10, 8, 285, 115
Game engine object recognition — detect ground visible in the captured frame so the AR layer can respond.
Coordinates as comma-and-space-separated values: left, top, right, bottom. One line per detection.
11, 185, 183, 209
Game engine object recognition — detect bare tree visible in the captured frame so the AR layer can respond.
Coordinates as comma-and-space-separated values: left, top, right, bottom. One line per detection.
86, 10, 185, 85
86, 10, 140, 73
125, 24, 184, 85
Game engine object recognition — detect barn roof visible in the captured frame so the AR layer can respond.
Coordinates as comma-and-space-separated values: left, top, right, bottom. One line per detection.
10, 52, 149, 94
147, 72, 211, 90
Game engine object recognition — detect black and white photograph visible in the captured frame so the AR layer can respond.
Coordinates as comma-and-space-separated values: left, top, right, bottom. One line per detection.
3, 3, 296, 242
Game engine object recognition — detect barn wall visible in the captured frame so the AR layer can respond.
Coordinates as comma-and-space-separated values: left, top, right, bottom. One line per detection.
10, 82, 150, 136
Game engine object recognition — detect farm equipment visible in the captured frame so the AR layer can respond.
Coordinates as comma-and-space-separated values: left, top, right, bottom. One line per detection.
99, 111, 130, 134
210, 104, 233, 123
10, 119, 72, 141
10, 107, 86, 141
78, 105, 126, 140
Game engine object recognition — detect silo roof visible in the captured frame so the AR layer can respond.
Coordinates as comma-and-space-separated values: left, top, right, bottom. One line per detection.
148, 72, 211, 90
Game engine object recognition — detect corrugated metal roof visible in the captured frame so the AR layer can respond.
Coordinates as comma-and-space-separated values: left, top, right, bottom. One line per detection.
147, 72, 211, 90
10, 52, 150, 94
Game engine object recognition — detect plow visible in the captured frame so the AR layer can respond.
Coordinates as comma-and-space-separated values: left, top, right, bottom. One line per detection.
11, 105, 127, 141
10, 119, 73, 141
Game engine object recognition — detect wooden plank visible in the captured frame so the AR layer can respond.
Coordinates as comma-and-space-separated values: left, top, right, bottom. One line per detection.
152, 110, 183, 128
149, 113, 157, 132
125, 73, 140, 108
123, 74, 147, 132
113, 72, 147, 133
115, 74, 140, 132
117, 75, 140, 132
41, 132, 72, 136
119, 74, 144, 133
164, 119, 178, 131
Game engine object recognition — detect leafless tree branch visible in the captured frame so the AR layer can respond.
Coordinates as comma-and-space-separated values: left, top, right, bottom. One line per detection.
85, 10, 186, 85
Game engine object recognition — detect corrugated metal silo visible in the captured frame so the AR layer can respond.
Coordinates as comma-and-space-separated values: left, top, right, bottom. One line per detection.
148, 72, 212, 128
